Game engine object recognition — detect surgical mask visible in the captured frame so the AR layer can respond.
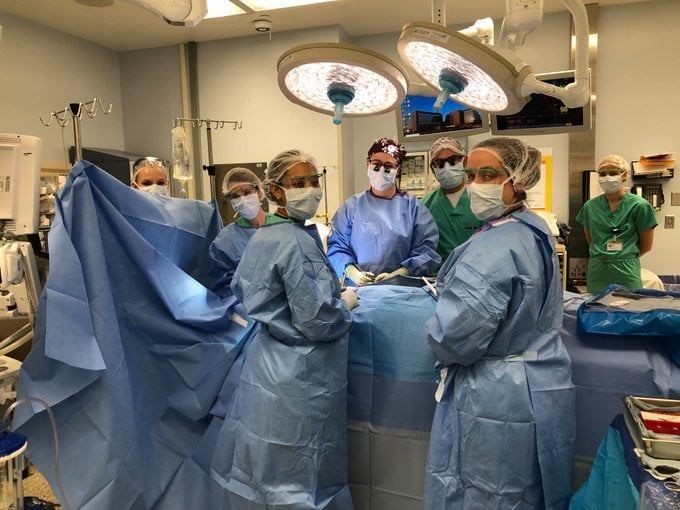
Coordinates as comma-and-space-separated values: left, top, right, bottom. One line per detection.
230, 193, 261, 220
467, 182, 509, 221
599, 175, 623, 194
435, 162, 465, 189
139, 184, 169, 197
367, 164, 397, 191
285, 187, 323, 220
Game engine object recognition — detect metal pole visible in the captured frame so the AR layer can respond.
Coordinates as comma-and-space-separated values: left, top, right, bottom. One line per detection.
322, 167, 329, 225
205, 125, 217, 201
69, 103, 83, 161
431, 0, 446, 26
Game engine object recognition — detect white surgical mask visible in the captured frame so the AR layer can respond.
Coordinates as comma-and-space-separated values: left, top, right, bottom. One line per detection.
435, 162, 465, 189
285, 187, 323, 220
467, 182, 509, 221
599, 175, 623, 195
231, 193, 261, 220
367, 164, 397, 191
139, 184, 169, 197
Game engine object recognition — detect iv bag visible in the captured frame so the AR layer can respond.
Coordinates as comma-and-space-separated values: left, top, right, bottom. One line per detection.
171, 126, 191, 181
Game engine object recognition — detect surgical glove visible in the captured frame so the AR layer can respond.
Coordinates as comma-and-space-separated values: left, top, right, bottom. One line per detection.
341, 288, 359, 311
374, 266, 409, 283
345, 265, 375, 286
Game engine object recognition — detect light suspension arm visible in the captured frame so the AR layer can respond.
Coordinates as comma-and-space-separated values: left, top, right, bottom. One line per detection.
459, 17, 495, 45
520, 0, 590, 108
122, 0, 208, 27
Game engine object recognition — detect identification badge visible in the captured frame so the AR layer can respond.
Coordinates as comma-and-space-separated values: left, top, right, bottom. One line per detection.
606, 240, 623, 252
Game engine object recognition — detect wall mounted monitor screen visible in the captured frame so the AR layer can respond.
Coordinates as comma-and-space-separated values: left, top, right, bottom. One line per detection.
397, 83, 489, 143
491, 70, 592, 135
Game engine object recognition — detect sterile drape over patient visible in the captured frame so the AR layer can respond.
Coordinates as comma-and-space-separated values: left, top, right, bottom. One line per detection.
13, 161, 256, 509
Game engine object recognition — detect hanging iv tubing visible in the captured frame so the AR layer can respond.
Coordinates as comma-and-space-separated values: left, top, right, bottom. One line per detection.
40, 98, 113, 162
173, 117, 243, 200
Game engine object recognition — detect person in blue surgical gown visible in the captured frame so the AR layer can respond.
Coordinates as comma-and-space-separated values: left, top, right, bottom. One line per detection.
424, 138, 574, 510
208, 167, 283, 296
327, 137, 440, 286
226, 149, 358, 509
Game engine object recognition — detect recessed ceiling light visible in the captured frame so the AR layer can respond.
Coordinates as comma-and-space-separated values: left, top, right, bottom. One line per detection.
243, 0, 337, 11
205, 0, 246, 19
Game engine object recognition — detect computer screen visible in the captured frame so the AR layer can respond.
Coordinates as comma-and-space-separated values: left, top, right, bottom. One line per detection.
396, 84, 489, 143
491, 70, 592, 135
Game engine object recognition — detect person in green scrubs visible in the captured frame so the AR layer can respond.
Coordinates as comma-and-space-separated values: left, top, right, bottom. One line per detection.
422, 137, 483, 261
576, 154, 657, 294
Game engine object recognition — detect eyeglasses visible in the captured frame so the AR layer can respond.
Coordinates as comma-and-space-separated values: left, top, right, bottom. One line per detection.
282, 173, 324, 189
464, 167, 510, 184
597, 169, 623, 177
368, 160, 398, 172
430, 156, 463, 170
225, 185, 259, 200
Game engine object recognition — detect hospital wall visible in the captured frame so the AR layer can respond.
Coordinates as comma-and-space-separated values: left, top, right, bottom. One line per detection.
195, 25, 346, 218
596, 0, 680, 275
119, 46, 183, 162
0, 11, 125, 164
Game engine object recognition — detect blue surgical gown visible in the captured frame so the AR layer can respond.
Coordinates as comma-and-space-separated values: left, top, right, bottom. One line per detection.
207, 214, 283, 297
327, 190, 440, 282
225, 219, 354, 509
425, 211, 575, 510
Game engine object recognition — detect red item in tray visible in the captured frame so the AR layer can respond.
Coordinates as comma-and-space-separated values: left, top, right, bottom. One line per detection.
641, 411, 680, 435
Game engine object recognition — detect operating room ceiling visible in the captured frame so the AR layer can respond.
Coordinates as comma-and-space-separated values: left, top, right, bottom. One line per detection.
0, 0, 656, 51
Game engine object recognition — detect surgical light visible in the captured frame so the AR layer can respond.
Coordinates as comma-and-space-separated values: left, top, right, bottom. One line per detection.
277, 43, 408, 125
398, 0, 591, 115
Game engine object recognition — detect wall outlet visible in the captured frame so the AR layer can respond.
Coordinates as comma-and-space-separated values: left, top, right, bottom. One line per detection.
665, 215, 675, 229
569, 258, 588, 279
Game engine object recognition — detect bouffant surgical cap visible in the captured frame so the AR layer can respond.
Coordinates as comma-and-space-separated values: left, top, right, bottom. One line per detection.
470, 137, 542, 191
264, 149, 318, 202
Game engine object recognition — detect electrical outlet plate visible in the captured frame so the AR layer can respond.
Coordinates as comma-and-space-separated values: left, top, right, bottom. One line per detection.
569, 257, 588, 279
665, 215, 675, 229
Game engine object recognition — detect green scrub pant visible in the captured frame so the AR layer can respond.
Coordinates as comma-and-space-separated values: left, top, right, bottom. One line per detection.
587, 257, 642, 295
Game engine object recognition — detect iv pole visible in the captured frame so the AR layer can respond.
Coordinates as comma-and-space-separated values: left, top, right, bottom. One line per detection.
315, 165, 336, 226
173, 118, 243, 200
40, 98, 113, 162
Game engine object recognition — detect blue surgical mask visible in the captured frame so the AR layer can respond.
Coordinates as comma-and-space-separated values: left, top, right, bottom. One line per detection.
285, 187, 323, 220
435, 162, 465, 189
367, 163, 397, 191
467, 182, 508, 221
231, 193, 261, 220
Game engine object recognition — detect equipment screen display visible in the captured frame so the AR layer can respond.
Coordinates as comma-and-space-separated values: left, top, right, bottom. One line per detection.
492, 72, 591, 135
397, 93, 488, 142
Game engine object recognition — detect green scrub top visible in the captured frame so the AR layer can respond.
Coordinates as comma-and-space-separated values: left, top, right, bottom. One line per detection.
235, 212, 287, 228
422, 186, 483, 261
576, 193, 657, 294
